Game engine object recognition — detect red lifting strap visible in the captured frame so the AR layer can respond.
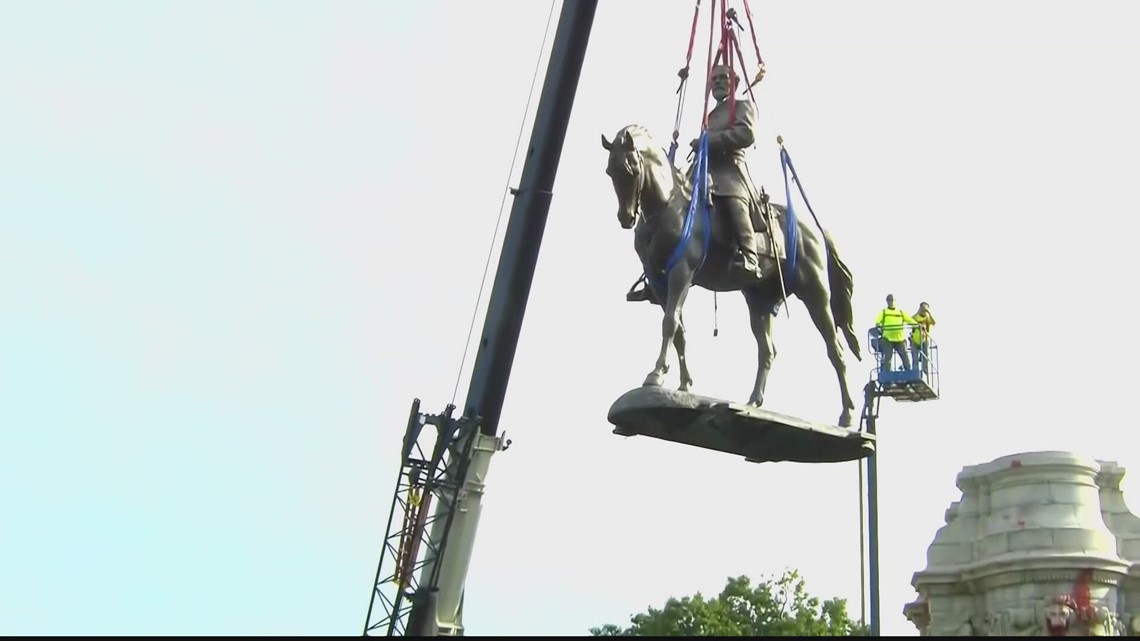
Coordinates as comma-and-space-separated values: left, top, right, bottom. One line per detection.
669, 0, 765, 140
680, 0, 702, 80
729, 24, 760, 106
741, 0, 765, 67
722, 2, 737, 124
701, 0, 718, 130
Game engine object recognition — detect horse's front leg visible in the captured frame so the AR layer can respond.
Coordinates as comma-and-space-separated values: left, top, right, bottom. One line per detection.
643, 269, 692, 388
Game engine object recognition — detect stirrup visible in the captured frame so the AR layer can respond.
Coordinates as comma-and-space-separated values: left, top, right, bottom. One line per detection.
626, 274, 657, 303
629, 274, 665, 303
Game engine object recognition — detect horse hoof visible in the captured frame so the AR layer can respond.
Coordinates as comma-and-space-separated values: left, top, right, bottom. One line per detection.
748, 397, 763, 407
643, 372, 666, 388
679, 381, 693, 393
839, 413, 854, 428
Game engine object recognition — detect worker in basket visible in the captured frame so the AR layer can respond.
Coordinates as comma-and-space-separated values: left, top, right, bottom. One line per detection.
874, 294, 916, 372
910, 301, 936, 374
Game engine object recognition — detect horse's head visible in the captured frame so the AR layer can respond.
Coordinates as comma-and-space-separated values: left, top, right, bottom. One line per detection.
600, 125, 675, 230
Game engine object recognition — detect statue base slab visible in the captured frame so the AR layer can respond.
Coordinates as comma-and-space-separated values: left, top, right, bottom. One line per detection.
607, 386, 875, 464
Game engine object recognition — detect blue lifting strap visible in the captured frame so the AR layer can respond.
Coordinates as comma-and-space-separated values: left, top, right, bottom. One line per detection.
778, 146, 800, 288
652, 129, 712, 294
779, 144, 831, 288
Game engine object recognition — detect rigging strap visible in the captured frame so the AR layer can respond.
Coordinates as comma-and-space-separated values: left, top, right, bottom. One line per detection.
778, 144, 801, 289
779, 141, 827, 234
668, 0, 705, 165
653, 130, 713, 295
740, 0, 765, 70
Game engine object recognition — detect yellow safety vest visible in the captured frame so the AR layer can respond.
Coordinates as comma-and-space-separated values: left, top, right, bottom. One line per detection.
876, 307, 910, 342
911, 312, 933, 344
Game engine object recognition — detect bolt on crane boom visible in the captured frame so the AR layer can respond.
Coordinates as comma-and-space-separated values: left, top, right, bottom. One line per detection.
363, 1, 599, 635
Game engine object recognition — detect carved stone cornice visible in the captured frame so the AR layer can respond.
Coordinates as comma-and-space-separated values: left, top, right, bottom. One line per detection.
905, 452, 1140, 636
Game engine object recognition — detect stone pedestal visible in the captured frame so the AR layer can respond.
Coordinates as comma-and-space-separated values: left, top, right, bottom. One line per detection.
606, 386, 874, 463
905, 451, 1140, 636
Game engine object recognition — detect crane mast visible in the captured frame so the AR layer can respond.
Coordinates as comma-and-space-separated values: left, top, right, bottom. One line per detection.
364, 1, 599, 635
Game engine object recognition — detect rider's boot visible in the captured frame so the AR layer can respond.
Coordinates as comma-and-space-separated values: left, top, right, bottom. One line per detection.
731, 245, 765, 281
723, 197, 765, 281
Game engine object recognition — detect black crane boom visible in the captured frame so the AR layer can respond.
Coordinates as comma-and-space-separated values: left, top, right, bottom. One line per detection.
364, 1, 599, 635
462, 0, 599, 436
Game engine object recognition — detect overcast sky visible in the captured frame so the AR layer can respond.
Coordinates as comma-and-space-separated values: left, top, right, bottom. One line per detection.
3, 0, 1139, 636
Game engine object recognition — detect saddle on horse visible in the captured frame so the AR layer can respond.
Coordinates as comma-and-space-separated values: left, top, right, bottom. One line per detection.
626, 194, 784, 304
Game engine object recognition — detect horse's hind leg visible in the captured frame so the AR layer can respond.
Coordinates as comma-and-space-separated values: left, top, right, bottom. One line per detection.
673, 311, 694, 392
798, 265, 856, 427
643, 269, 692, 388
742, 286, 776, 406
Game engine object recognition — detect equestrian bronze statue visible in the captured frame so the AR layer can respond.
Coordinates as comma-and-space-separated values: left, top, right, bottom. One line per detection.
600, 67, 862, 427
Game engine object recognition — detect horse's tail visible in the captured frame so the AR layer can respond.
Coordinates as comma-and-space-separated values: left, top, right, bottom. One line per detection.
823, 229, 862, 361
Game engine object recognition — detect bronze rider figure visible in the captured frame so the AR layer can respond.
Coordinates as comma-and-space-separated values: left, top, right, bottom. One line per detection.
627, 63, 767, 303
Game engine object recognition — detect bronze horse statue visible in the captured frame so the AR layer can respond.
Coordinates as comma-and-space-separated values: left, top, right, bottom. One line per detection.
601, 124, 862, 427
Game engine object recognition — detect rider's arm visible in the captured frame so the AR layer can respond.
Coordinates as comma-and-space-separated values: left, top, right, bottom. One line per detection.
708, 100, 757, 152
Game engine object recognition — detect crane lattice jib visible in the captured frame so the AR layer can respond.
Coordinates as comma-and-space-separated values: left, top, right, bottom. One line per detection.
363, 401, 479, 636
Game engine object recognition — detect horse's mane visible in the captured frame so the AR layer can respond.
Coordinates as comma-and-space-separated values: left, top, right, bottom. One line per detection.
618, 124, 694, 203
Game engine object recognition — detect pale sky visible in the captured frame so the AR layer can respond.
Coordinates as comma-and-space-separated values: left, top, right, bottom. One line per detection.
3, 0, 1140, 636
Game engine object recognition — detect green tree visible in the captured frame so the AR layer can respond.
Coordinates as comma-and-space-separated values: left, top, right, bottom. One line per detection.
589, 569, 868, 636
